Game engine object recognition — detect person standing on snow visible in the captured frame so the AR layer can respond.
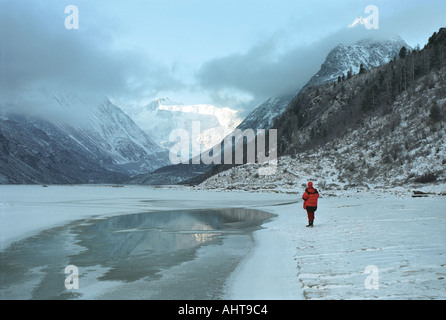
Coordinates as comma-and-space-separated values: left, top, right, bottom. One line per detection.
302, 181, 319, 227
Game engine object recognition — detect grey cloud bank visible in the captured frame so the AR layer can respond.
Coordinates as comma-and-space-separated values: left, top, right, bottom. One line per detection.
1, 0, 445, 118
0, 0, 183, 117
196, 26, 405, 110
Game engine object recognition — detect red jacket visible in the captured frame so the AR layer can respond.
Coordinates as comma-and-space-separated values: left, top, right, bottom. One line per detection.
302, 187, 319, 209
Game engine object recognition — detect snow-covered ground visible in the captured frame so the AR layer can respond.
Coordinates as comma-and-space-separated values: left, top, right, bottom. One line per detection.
1, 185, 445, 300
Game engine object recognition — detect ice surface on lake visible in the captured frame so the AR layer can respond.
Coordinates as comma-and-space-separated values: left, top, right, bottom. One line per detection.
0, 207, 273, 299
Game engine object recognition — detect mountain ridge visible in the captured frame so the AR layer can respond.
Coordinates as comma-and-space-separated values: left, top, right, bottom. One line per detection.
0, 97, 169, 184
197, 27, 446, 191
303, 36, 409, 90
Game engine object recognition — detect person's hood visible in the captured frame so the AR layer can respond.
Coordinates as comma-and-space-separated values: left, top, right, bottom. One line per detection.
308, 181, 313, 188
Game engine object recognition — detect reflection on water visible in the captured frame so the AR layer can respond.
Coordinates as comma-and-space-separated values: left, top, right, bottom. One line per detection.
0, 208, 274, 300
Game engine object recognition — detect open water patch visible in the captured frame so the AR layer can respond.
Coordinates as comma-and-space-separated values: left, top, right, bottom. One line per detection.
0, 208, 274, 299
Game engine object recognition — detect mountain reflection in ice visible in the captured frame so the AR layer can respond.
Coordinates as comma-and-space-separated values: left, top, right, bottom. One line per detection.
70, 208, 273, 283
0, 208, 274, 299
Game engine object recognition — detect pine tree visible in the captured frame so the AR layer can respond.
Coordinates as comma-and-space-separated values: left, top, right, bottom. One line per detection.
347, 67, 353, 80
399, 46, 408, 59
429, 102, 442, 123
359, 63, 366, 75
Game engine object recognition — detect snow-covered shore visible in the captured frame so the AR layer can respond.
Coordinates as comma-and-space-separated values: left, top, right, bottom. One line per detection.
1, 184, 445, 299
227, 187, 446, 299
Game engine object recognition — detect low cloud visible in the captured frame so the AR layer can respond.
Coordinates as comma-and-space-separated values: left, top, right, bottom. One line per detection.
197, 37, 324, 108
0, 0, 183, 119
196, 26, 401, 112
3, 0, 443, 120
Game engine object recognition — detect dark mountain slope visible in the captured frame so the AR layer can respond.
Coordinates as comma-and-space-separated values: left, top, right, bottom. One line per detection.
274, 28, 446, 156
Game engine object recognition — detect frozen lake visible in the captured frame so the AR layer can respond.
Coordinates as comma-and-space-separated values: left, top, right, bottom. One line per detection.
0, 185, 284, 300
1, 207, 274, 299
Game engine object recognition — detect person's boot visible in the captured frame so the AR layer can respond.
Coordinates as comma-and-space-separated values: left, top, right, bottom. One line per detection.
306, 221, 313, 228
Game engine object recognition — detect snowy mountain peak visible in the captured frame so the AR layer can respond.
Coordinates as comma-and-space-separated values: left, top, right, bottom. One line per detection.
347, 16, 370, 29
145, 97, 184, 111
234, 36, 409, 135
129, 98, 242, 151
156, 97, 184, 106
304, 36, 409, 89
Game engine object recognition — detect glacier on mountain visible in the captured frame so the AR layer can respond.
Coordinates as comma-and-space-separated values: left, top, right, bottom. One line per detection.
125, 97, 242, 153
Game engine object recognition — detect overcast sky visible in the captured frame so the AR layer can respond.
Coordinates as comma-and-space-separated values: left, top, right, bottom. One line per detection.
1, 0, 445, 116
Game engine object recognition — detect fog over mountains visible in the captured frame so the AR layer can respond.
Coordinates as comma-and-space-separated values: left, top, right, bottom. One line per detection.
0, 97, 169, 183
236, 36, 409, 134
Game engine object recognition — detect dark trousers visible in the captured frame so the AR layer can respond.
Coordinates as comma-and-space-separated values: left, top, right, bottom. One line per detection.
306, 210, 314, 222
306, 206, 317, 222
